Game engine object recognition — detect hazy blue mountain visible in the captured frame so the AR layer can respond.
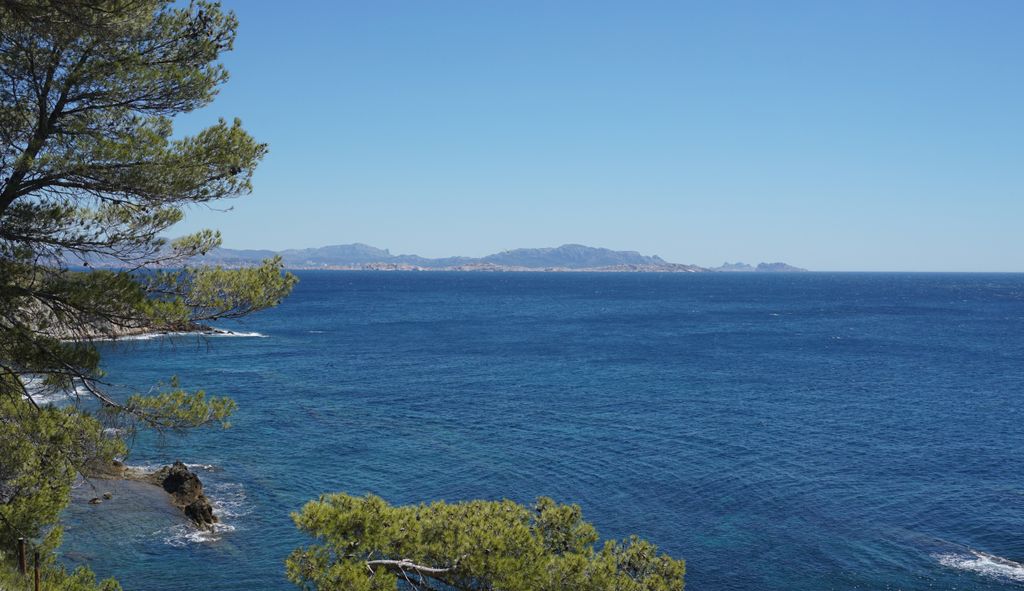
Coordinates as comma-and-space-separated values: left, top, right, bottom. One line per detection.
712, 262, 756, 272
481, 244, 668, 269
202, 243, 686, 269
756, 262, 807, 272
278, 243, 392, 265
709, 261, 808, 272
194, 243, 804, 271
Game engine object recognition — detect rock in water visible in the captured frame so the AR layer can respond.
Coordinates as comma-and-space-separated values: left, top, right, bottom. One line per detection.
148, 461, 218, 529
185, 498, 216, 525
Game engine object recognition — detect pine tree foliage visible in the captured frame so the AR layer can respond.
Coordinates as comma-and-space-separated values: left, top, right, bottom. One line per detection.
0, 561, 121, 591
0, 0, 295, 579
287, 494, 686, 591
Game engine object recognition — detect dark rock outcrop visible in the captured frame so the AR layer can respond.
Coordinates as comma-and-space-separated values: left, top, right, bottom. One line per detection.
147, 461, 218, 529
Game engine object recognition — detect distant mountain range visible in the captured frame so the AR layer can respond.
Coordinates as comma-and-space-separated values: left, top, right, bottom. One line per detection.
192, 243, 807, 272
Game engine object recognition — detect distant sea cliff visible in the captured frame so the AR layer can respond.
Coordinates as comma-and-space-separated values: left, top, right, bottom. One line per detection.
188, 243, 807, 273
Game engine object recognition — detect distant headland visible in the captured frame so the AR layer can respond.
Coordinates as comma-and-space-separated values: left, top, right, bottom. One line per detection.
191, 243, 807, 273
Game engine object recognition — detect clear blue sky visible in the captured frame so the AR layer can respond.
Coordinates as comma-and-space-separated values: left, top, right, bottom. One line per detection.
172, 0, 1024, 271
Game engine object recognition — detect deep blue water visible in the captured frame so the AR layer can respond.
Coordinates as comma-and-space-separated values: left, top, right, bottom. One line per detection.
59, 272, 1024, 590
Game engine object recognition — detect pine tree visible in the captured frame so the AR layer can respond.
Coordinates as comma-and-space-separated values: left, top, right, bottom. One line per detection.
288, 494, 686, 591
0, 1, 295, 583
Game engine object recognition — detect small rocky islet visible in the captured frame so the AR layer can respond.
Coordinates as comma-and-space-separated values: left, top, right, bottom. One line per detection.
85, 460, 217, 529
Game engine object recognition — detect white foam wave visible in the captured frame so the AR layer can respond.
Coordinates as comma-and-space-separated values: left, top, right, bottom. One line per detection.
20, 375, 75, 405
160, 522, 236, 547
184, 462, 219, 472
935, 550, 1024, 583
27, 389, 74, 405
211, 330, 267, 338
103, 329, 267, 341
108, 332, 162, 341
123, 461, 214, 469
155, 481, 249, 546
120, 462, 164, 474
207, 482, 252, 519
91, 331, 198, 342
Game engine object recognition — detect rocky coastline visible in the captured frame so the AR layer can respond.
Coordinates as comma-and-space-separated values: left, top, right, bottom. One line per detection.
55, 321, 217, 342
85, 460, 218, 529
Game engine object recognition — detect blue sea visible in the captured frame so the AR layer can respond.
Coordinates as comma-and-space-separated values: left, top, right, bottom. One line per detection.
59, 272, 1024, 590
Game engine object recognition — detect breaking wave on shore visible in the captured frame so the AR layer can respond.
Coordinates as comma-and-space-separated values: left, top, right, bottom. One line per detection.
18, 375, 87, 405
112, 329, 268, 341
121, 461, 222, 475
150, 471, 251, 547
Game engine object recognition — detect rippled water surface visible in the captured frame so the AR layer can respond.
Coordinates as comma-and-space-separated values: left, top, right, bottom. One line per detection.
60, 272, 1024, 590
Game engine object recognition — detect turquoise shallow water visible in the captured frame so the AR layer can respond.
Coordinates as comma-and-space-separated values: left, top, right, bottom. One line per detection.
59, 272, 1024, 590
